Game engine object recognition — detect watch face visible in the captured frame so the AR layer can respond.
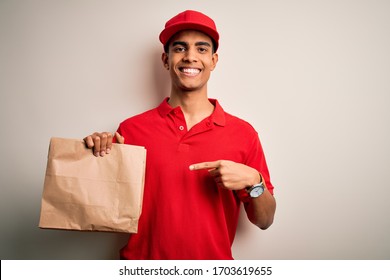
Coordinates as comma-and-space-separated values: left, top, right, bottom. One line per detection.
250, 186, 264, 198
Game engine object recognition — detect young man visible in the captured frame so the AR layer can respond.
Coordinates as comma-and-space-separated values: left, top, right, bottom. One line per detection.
84, 10, 276, 260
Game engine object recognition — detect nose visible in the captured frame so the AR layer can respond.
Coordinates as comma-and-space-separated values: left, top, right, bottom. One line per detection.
182, 47, 198, 63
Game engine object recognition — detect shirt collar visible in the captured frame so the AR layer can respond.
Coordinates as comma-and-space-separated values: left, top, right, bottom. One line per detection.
157, 97, 226, 126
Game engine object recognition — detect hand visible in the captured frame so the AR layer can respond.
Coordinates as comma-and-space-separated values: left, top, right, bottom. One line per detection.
189, 160, 261, 191
83, 132, 124, 157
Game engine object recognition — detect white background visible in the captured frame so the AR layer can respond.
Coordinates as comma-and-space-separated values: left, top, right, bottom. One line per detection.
0, 0, 389, 259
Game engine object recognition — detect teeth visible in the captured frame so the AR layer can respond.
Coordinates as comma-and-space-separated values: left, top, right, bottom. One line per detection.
182, 68, 200, 74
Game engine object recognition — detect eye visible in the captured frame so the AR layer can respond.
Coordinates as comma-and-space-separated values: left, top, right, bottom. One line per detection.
198, 47, 208, 53
174, 46, 186, 52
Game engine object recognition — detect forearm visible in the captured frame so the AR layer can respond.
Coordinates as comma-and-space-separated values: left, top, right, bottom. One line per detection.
244, 185, 276, 230
240, 169, 276, 230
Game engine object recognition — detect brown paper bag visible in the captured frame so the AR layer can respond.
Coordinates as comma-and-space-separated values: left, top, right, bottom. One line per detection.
39, 137, 146, 233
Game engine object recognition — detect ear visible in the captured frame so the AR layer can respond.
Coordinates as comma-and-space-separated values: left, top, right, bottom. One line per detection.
161, 53, 169, 70
210, 53, 219, 71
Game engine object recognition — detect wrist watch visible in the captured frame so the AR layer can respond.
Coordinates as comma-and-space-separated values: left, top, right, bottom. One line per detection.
246, 181, 265, 198
236, 175, 266, 202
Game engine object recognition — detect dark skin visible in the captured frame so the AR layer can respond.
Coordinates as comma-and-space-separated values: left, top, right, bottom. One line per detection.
84, 30, 276, 230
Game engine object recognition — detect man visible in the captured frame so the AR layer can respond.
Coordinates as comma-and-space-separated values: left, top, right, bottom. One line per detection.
84, 10, 276, 260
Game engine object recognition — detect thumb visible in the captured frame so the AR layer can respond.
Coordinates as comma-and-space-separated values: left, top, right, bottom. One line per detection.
115, 132, 125, 144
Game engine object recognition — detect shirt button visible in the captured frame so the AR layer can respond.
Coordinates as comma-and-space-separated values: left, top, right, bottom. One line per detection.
179, 125, 184, 131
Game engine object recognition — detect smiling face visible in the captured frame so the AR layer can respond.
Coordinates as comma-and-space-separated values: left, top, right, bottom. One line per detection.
162, 30, 218, 94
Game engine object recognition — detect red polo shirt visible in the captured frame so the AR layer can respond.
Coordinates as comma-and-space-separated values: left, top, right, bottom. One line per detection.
117, 98, 274, 260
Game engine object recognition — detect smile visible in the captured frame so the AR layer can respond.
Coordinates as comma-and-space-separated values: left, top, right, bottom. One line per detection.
179, 67, 201, 76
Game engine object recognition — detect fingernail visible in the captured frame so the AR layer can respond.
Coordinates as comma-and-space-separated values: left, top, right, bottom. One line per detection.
100, 151, 105, 157
94, 152, 99, 157
189, 165, 194, 170
106, 148, 110, 154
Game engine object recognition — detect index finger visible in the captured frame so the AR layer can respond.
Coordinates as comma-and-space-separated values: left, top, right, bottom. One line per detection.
83, 135, 95, 149
189, 161, 221, 171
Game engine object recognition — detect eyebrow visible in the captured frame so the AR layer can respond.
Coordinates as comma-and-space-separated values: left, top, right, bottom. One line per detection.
172, 41, 212, 48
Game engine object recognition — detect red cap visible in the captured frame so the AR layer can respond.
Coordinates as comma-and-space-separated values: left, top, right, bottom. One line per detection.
159, 10, 219, 51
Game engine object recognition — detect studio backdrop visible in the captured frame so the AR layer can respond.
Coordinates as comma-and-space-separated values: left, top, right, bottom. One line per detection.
1, 0, 389, 259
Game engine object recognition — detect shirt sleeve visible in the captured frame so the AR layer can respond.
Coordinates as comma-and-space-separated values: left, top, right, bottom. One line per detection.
245, 133, 274, 195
